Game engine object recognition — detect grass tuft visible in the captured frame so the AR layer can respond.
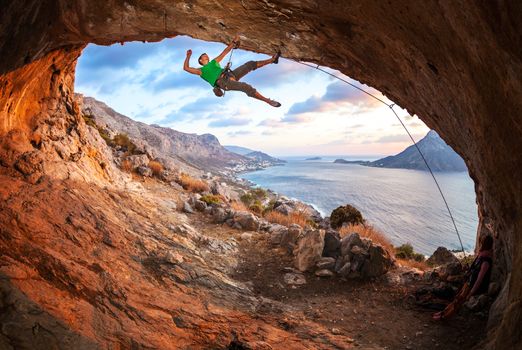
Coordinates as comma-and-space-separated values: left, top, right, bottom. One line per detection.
148, 160, 164, 177
178, 173, 209, 193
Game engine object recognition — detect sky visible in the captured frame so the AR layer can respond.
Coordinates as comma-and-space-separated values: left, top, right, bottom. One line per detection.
75, 36, 429, 157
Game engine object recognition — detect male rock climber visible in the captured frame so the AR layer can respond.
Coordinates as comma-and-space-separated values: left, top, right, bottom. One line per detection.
183, 35, 281, 107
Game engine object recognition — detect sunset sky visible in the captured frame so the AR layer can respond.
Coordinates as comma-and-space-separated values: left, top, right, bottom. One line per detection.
75, 36, 429, 157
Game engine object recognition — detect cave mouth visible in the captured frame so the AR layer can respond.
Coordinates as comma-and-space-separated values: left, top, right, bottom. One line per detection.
1, 2, 521, 349
75, 36, 479, 256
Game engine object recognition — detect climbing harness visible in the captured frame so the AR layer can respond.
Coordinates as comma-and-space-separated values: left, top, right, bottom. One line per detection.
214, 40, 240, 97
289, 59, 465, 254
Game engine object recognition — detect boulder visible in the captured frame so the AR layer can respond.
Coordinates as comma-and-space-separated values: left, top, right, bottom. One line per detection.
194, 200, 207, 212
183, 201, 194, 214
274, 203, 293, 216
294, 229, 325, 272
334, 256, 347, 272
360, 244, 393, 277
316, 257, 336, 270
426, 247, 459, 266
136, 165, 152, 177
268, 224, 288, 246
268, 223, 287, 234
322, 230, 341, 258
350, 245, 367, 255
280, 224, 302, 252
126, 154, 149, 169
233, 211, 260, 231
437, 261, 463, 280
340, 233, 363, 256
211, 207, 227, 223
210, 181, 233, 201
283, 272, 307, 285
337, 262, 352, 277
315, 269, 334, 277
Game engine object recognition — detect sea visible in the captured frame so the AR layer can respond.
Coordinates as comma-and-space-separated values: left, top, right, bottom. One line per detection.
240, 156, 478, 256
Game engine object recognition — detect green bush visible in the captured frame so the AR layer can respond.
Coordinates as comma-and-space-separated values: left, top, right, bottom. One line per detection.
200, 194, 222, 205
330, 204, 364, 229
251, 188, 267, 200
249, 200, 264, 214
395, 243, 425, 262
240, 193, 254, 206
263, 199, 277, 214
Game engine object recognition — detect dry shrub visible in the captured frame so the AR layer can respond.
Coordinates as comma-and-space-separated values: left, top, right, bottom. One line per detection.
120, 159, 133, 173
148, 160, 164, 177
339, 223, 394, 253
396, 258, 429, 271
230, 201, 248, 212
179, 173, 209, 193
264, 209, 309, 228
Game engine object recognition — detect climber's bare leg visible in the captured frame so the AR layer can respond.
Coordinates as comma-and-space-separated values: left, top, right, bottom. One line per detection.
255, 53, 279, 69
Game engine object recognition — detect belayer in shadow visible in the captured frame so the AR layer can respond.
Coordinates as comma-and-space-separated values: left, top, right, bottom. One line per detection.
183, 35, 281, 107
432, 235, 494, 320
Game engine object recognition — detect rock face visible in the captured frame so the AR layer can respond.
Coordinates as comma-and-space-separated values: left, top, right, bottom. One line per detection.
1, 2, 522, 349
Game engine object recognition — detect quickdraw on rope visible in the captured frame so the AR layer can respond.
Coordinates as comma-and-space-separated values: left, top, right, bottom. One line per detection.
289, 59, 465, 255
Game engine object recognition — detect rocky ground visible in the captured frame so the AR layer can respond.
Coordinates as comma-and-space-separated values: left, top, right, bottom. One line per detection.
146, 176, 491, 349
0, 163, 490, 349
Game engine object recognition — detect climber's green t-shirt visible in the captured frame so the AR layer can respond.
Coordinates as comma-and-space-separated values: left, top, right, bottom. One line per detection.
200, 59, 223, 87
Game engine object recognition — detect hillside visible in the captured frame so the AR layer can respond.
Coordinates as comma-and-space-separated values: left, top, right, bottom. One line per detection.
224, 145, 255, 155
369, 131, 467, 172
81, 96, 269, 173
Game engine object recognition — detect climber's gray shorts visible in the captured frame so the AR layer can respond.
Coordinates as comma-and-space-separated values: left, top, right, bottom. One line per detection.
216, 61, 258, 97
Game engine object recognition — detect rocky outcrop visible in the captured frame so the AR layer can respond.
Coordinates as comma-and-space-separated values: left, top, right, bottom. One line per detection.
427, 247, 460, 266
81, 96, 249, 172
1, 1, 522, 348
369, 130, 467, 172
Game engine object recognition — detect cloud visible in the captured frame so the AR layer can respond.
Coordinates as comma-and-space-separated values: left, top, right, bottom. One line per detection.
285, 81, 383, 116
286, 96, 324, 115
258, 119, 283, 128
208, 117, 251, 127
281, 114, 313, 124
178, 98, 217, 115
373, 133, 423, 143
227, 130, 254, 137
150, 72, 206, 92
79, 41, 165, 70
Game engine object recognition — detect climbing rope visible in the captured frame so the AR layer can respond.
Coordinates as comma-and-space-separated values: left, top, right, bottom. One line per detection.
289, 59, 465, 254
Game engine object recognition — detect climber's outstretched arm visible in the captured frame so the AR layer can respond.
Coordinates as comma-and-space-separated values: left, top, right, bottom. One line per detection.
183, 49, 201, 75
214, 35, 240, 63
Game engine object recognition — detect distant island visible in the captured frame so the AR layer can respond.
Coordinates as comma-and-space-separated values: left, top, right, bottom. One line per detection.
305, 157, 322, 160
333, 159, 370, 165
333, 130, 468, 172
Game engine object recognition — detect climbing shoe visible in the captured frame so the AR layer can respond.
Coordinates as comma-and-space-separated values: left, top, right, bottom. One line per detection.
268, 99, 281, 107
273, 51, 281, 64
